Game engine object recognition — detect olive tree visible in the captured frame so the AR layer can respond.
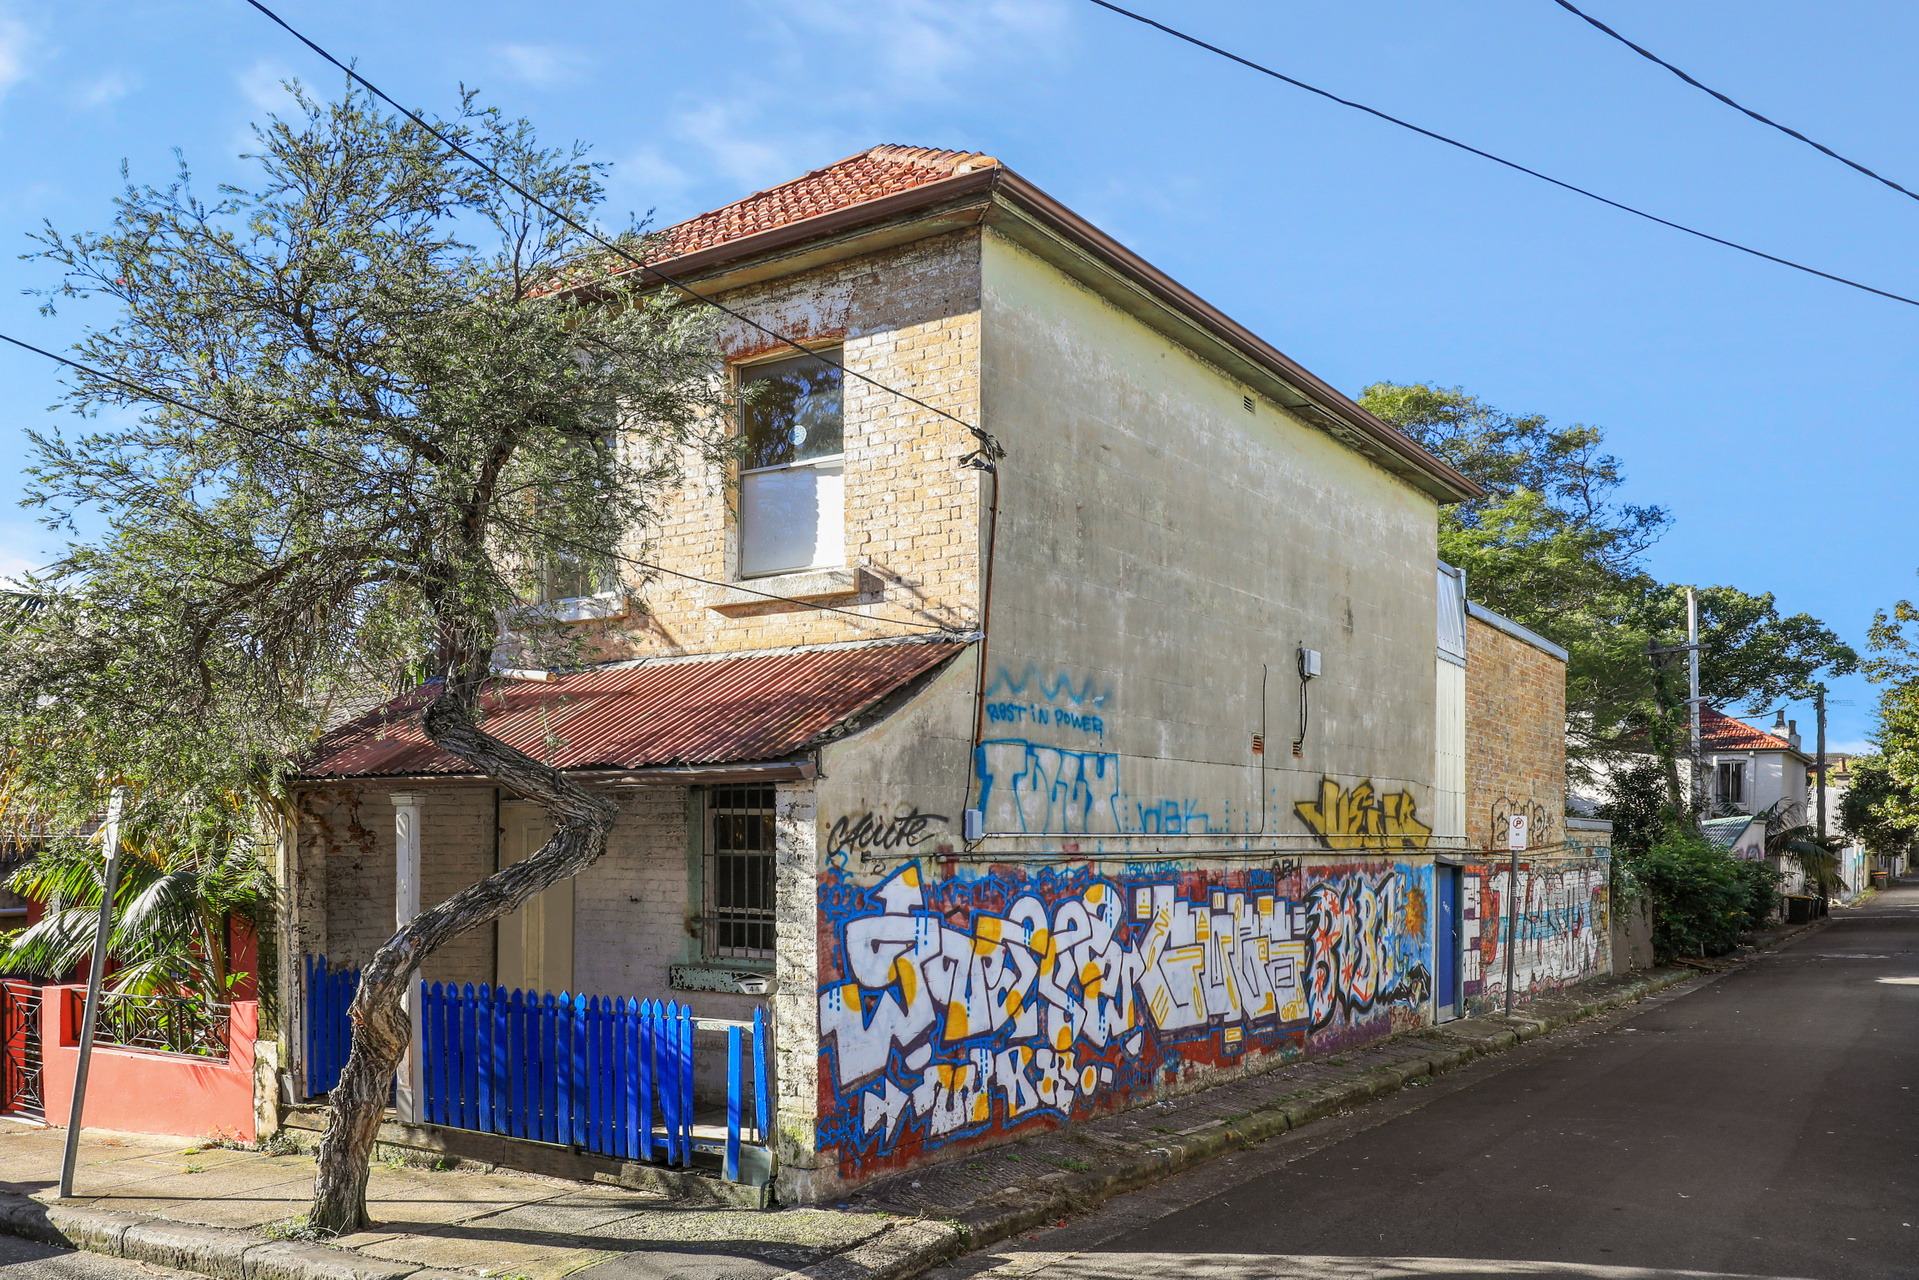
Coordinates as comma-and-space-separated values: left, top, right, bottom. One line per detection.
4, 86, 728, 1232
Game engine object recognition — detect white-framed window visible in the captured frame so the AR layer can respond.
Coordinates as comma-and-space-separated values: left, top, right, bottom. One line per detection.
738, 349, 845, 578
1716, 760, 1746, 808
543, 550, 616, 604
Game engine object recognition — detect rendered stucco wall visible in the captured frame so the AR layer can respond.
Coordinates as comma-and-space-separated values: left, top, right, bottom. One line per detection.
971, 230, 1441, 843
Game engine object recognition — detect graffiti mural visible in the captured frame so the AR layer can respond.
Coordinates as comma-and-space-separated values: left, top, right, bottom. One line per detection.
827, 808, 950, 859
816, 857, 1431, 1176
1488, 795, 1557, 850
1295, 777, 1433, 851
975, 741, 1123, 834
1460, 859, 1608, 1009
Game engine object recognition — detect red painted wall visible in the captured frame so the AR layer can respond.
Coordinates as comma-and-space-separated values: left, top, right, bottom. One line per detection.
40, 986, 257, 1143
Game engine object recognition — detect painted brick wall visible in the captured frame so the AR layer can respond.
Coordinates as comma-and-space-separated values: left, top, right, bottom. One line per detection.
1464, 614, 1567, 851
574, 230, 985, 661
570, 788, 694, 999
296, 785, 493, 984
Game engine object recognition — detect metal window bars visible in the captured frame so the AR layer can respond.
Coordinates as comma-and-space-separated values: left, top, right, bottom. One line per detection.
86, 990, 230, 1059
704, 785, 777, 961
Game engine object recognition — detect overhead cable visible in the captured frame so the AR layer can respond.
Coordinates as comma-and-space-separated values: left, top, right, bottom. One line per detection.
1083, 0, 1919, 308
1551, 0, 1919, 204
0, 329, 949, 631
240, 0, 1003, 466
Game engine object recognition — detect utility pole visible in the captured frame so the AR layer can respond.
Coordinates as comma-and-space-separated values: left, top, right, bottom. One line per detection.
1687, 587, 1703, 816
1815, 685, 1828, 840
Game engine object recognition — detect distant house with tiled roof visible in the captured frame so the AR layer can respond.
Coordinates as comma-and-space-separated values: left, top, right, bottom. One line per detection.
1699, 706, 1810, 824
268, 142, 1638, 1205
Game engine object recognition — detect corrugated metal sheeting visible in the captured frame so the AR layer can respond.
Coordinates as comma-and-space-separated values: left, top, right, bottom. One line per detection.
296, 641, 965, 779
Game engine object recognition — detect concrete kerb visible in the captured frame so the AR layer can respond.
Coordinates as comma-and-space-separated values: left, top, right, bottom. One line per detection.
0, 1198, 422, 1280
0, 919, 1833, 1280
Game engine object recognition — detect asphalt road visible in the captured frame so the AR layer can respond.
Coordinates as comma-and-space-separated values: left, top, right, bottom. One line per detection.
932, 882, 1919, 1280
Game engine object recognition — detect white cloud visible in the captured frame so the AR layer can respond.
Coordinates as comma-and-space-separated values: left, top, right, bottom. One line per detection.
0, 521, 57, 588
492, 43, 589, 89
71, 70, 133, 109
0, 14, 32, 104
238, 59, 301, 116
764, 0, 1070, 100
603, 0, 1074, 221
676, 101, 825, 191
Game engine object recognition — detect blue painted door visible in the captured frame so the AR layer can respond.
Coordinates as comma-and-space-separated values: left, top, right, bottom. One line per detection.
1435, 866, 1461, 1021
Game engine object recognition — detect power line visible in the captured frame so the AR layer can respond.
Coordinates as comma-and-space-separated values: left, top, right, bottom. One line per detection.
1083, 0, 1919, 308
0, 329, 950, 631
1551, 0, 1919, 205
240, 0, 1002, 467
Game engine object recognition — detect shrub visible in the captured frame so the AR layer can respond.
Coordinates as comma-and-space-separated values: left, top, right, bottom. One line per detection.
1626, 827, 1755, 960
1730, 856, 1783, 931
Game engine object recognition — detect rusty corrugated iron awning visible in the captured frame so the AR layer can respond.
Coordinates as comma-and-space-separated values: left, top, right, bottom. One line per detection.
296, 640, 966, 780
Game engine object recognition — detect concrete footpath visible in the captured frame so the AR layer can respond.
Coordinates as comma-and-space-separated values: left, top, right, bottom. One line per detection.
0, 923, 1823, 1280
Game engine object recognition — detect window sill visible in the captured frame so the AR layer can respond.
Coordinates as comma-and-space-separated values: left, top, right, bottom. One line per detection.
703, 566, 870, 611
527, 591, 628, 624
668, 963, 777, 995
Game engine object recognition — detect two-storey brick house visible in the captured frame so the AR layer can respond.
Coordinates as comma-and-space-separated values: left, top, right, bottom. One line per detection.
279, 144, 1518, 1202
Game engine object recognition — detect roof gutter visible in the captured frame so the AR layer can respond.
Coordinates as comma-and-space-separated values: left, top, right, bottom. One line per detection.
290, 760, 818, 788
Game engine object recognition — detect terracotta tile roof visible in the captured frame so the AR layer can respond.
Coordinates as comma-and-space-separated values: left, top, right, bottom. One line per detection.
294, 640, 965, 780
634, 145, 998, 268
1700, 707, 1795, 752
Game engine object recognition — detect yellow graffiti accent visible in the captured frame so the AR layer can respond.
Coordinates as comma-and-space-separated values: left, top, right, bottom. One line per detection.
891, 955, 920, 1006
1294, 777, 1433, 851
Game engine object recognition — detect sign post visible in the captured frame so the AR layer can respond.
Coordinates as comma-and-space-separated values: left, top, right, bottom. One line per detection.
58, 786, 128, 1200
1502, 812, 1528, 1016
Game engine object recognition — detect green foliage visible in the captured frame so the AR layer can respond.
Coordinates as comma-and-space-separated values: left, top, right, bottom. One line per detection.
1860, 601, 1919, 850
1625, 827, 1773, 960
1596, 757, 1669, 858
0, 83, 729, 840
0, 795, 271, 1001
1362, 382, 1855, 783
1837, 755, 1919, 860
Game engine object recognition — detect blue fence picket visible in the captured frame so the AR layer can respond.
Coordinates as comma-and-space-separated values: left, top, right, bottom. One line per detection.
725, 1024, 742, 1183
638, 1000, 655, 1163
303, 954, 359, 1098
391, 970, 773, 1181
753, 1007, 770, 1143
680, 1006, 695, 1164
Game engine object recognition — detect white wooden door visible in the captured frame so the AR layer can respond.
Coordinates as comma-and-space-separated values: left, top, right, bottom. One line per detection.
496, 803, 575, 995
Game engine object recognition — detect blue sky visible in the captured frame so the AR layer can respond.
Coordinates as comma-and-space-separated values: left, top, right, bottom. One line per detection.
0, 0, 1910, 748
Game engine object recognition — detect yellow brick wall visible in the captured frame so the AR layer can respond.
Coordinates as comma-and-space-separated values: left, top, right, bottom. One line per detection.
583, 229, 986, 660
1465, 614, 1567, 850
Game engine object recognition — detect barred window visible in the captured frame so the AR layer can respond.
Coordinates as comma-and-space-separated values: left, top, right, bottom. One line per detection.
705, 786, 777, 961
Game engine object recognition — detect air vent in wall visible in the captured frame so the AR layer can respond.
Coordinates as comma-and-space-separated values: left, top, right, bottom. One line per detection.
1243, 395, 1255, 413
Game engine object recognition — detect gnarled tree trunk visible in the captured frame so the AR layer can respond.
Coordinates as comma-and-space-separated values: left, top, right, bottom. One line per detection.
307, 685, 617, 1235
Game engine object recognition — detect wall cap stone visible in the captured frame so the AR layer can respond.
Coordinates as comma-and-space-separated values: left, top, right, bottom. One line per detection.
1468, 602, 1569, 662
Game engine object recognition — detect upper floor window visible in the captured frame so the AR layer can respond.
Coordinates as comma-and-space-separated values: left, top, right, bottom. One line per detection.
738, 350, 844, 578
543, 549, 616, 603
1716, 760, 1746, 809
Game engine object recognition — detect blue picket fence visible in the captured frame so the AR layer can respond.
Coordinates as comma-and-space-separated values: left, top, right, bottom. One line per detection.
303, 954, 360, 1097
302, 956, 771, 1182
